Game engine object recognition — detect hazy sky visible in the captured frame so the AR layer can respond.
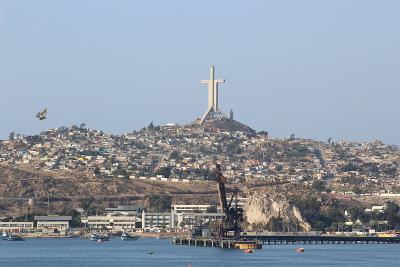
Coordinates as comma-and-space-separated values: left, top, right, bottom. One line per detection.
1, 1, 399, 144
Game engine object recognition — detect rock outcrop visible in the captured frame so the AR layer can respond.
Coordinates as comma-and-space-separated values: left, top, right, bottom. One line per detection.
243, 192, 311, 231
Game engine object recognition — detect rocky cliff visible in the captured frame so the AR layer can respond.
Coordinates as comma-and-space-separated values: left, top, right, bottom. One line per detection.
243, 192, 311, 231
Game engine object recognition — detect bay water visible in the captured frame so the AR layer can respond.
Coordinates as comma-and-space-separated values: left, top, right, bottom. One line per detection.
0, 238, 399, 267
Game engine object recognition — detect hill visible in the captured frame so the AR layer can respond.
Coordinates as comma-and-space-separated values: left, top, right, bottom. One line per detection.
189, 117, 256, 135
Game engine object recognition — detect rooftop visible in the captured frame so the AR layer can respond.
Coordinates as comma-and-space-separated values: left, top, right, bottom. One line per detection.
34, 216, 72, 221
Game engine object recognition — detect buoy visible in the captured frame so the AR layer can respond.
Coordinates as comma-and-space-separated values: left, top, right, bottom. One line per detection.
244, 249, 253, 254
296, 247, 305, 253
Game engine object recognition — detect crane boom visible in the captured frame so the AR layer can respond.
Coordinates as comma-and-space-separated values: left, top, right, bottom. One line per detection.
215, 163, 242, 239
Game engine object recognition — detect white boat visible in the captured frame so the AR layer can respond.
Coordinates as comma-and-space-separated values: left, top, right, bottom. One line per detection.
90, 233, 99, 241
121, 232, 138, 241
6, 234, 25, 241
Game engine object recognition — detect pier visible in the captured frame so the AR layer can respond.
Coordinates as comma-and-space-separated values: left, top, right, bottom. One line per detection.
244, 234, 400, 245
173, 235, 400, 249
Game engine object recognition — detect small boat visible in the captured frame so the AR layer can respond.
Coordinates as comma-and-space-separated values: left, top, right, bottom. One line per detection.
7, 234, 25, 241
96, 239, 104, 243
2, 233, 9, 240
148, 251, 154, 255
121, 232, 138, 241
296, 247, 305, 253
244, 249, 253, 254
90, 233, 99, 241
99, 235, 111, 241
234, 240, 262, 249
156, 236, 167, 240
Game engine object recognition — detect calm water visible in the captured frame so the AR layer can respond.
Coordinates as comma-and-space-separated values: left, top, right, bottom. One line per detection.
0, 238, 399, 267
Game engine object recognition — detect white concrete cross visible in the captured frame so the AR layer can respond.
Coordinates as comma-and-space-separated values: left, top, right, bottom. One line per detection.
200, 65, 225, 112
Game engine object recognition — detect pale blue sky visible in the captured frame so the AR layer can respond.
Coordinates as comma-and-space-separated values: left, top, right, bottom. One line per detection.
1, 0, 399, 144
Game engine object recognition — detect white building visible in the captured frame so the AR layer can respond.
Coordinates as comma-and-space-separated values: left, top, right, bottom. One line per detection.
171, 212, 225, 229
105, 206, 142, 216
34, 216, 72, 231
171, 204, 213, 213
87, 215, 137, 230
0, 221, 34, 233
365, 205, 386, 213
141, 212, 171, 231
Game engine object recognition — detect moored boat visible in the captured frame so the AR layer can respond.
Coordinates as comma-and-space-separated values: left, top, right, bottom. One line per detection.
2, 232, 8, 240
121, 232, 138, 241
7, 234, 25, 241
234, 239, 262, 250
99, 234, 111, 241
90, 233, 100, 241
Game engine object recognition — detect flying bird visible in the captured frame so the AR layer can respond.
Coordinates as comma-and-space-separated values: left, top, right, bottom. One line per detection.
36, 108, 47, 120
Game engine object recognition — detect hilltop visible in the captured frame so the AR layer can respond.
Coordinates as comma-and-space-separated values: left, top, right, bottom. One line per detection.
189, 117, 256, 135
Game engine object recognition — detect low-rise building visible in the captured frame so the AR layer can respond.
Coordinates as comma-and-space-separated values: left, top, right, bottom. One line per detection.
105, 206, 142, 216
87, 215, 137, 230
34, 216, 72, 232
171, 204, 212, 213
171, 212, 225, 229
141, 212, 171, 231
0, 221, 34, 233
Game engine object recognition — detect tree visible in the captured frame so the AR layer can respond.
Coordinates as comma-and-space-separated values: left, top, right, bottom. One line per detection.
86, 207, 105, 216
60, 207, 81, 228
80, 197, 95, 211
112, 166, 127, 178
146, 194, 172, 212
312, 180, 325, 191
155, 166, 172, 178
93, 167, 101, 176
170, 151, 181, 160
348, 206, 370, 223
275, 165, 283, 172
384, 202, 400, 229
206, 205, 218, 213
353, 186, 362, 195
340, 163, 358, 172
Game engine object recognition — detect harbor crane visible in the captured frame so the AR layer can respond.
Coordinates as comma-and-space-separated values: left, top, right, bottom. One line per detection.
214, 163, 243, 239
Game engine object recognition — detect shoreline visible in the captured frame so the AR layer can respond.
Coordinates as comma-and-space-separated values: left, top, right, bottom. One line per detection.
18, 232, 173, 239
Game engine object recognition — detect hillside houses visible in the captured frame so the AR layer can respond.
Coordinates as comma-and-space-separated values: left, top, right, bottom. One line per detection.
1, 124, 400, 194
